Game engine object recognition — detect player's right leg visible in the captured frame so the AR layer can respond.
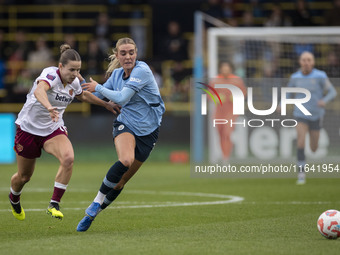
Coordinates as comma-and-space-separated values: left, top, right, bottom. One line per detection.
9, 155, 36, 220
100, 159, 143, 211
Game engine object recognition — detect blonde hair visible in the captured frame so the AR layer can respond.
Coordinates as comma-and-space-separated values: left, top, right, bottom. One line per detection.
106, 37, 137, 76
59, 44, 81, 65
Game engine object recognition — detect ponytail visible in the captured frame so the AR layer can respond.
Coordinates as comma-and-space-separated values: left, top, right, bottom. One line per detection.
59, 43, 81, 66
106, 47, 120, 76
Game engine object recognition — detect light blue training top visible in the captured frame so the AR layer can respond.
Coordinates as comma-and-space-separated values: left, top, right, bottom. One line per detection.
94, 60, 165, 136
287, 68, 337, 120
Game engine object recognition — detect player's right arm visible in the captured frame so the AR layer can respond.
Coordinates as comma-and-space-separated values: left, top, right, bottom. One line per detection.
34, 80, 59, 122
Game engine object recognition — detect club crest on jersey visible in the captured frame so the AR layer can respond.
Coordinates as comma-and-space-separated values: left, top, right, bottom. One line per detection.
16, 143, 23, 152
69, 89, 73, 96
118, 125, 125, 131
46, 74, 56, 81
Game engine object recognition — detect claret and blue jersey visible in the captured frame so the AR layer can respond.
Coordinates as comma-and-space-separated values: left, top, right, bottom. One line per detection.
94, 60, 165, 136
287, 68, 337, 120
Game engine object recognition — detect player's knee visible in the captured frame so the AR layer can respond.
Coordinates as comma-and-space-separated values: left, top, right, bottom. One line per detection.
60, 153, 74, 169
18, 173, 31, 184
119, 158, 134, 168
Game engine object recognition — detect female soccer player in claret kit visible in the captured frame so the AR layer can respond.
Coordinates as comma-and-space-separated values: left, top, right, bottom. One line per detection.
77, 37, 165, 232
287, 51, 337, 185
9, 44, 119, 221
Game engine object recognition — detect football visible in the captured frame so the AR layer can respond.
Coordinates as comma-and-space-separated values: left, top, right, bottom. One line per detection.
317, 210, 340, 239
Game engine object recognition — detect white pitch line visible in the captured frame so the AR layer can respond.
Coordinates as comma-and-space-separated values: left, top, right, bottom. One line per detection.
242, 201, 340, 205
1, 200, 336, 206
0, 190, 244, 213
0, 187, 92, 193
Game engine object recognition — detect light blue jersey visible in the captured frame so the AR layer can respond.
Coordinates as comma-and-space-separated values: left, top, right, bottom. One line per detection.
287, 68, 337, 120
94, 61, 165, 136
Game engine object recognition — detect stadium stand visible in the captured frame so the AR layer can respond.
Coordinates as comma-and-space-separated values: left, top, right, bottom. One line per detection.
0, 1, 337, 115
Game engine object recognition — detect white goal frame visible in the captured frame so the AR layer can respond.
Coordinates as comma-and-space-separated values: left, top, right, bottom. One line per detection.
208, 27, 340, 78
206, 27, 340, 163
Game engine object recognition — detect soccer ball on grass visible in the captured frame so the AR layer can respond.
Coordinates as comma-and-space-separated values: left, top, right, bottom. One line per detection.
317, 209, 340, 239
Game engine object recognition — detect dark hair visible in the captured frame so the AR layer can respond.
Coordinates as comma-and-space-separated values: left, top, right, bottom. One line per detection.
59, 44, 81, 65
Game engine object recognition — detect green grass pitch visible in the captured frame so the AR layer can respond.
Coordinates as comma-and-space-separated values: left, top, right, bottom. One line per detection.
1, 159, 340, 255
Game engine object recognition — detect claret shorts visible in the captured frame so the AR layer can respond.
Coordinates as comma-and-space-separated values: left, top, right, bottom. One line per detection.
14, 125, 68, 159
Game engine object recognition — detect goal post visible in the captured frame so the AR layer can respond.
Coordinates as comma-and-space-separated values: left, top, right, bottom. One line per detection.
192, 11, 230, 163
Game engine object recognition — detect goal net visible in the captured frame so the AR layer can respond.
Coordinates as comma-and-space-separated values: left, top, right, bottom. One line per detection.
206, 27, 340, 165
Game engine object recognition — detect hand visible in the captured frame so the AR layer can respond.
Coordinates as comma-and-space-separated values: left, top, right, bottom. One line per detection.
106, 101, 121, 116
318, 100, 326, 108
48, 106, 59, 122
76, 73, 85, 83
81, 77, 98, 93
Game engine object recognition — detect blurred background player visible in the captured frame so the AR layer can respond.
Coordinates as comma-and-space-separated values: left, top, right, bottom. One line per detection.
9, 44, 118, 221
210, 61, 246, 163
286, 51, 337, 184
77, 37, 165, 232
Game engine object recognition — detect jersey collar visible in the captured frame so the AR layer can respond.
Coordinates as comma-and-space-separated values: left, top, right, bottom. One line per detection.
56, 69, 66, 85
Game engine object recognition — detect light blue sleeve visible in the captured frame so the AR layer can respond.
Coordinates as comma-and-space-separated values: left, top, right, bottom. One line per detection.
95, 85, 136, 105
322, 79, 337, 103
93, 90, 104, 99
89, 74, 116, 99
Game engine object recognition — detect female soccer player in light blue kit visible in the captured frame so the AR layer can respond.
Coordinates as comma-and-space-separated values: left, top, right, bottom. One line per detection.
77, 38, 165, 231
288, 51, 337, 184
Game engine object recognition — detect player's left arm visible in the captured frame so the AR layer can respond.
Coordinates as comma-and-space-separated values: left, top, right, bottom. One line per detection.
319, 78, 337, 107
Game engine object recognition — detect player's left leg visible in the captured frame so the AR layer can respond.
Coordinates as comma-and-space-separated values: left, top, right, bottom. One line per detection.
296, 121, 308, 184
43, 134, 74, 219
309, 130, 320, 153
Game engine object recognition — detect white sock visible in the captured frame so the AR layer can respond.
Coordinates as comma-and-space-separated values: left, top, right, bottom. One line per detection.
50, 182, 68, 204
93, 191, 105, 205
10, 187, 21, 196
54, 182, 68, 189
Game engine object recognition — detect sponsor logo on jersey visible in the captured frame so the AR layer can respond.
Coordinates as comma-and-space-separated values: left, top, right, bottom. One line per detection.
46, 74, 56, 81
129, 77, 142, 83
55, 93, 72, 103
